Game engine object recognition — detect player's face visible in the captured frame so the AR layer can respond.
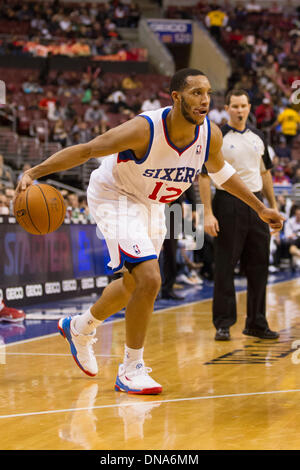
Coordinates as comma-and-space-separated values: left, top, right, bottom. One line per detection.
177, 75, 212, 126
225, 95, 251, 127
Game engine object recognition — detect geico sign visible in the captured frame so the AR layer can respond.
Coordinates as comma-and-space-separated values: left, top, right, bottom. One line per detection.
45, 282, 61, 294
81, 278, 95, 289
6, 287, 24, 300
149, 22, 188, 33
96, 276, 108, 288
26, 284, 43, 297
62, 280, 77, 292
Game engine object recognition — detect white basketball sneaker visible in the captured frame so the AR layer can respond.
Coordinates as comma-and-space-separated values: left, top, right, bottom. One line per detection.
115, 360, 162, 394
58, 316, 98, 377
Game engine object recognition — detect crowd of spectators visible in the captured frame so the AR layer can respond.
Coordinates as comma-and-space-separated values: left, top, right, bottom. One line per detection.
0, 0, 143, 59
1, 0, 300, 280
38, 70, 161, 142
164, 0, 300, 278
166, 1, 300, 146
0, 66, 166, 155
165, 1, 300, 208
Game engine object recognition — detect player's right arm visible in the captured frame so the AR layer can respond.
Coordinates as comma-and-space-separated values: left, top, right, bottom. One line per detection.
206, 122, 285, 233
198, 172, 219, 237
15, 116, 150, 193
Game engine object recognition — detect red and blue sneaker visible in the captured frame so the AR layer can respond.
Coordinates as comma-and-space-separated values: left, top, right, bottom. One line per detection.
0, 302, 26, 323
115, 360, 162, 394
58, 316, 98, 377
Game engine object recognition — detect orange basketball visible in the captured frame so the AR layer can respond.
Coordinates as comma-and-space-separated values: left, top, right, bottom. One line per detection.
14, 184, 66, 235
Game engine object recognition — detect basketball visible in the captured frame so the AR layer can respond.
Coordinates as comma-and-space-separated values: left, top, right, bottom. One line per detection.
14, 183, 66, 235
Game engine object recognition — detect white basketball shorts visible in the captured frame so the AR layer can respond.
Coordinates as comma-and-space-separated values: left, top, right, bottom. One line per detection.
87, 184, 166, 273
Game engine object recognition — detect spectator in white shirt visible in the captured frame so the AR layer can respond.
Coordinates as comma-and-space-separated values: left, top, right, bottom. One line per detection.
59, 16, 72, 31
208, 105, 229, 126
107, 90, 126, 104
0, 192, 9, 215
141, 95, 161, 112
106, 89, 128, 113
84, 101, 108, 133
246, 0, 262, 13
284, 207, 300, 266
284, 207, 300, 241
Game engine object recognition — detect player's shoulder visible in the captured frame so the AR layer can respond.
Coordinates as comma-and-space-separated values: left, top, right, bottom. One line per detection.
220, 123, 232, 137
209, 121, 223, 152
106, 113, 150, 136
210, 120, 223, 138
139, 105, 169, 120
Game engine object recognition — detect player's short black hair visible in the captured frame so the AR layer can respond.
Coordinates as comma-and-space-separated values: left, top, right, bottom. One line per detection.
225, 89, 250, 105
169, 68, 207, 95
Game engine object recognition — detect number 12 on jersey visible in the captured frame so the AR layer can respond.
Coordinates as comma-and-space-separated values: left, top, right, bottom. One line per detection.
148, 181, 183, 203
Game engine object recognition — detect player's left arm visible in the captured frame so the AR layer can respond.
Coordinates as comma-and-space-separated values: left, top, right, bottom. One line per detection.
261, 170, 277, 210
14, 116, 149, 197
259, 132, 277, 210
206, 122, 284, 232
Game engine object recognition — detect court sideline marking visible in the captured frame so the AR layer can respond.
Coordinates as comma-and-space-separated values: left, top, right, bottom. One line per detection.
5, 275, 300, 348
1, 277, 300, 420
0, 388, 300, 420
3, 352, 120, 357
3, 298, 211, 347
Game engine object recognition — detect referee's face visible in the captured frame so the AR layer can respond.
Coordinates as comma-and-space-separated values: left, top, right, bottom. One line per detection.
225, 95, 251, 129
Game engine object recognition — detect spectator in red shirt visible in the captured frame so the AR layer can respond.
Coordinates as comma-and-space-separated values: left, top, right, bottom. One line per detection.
272, 166, 292, 186
38, 90, 57, 111
228, 28, 244, 44
255, 98, 275, 130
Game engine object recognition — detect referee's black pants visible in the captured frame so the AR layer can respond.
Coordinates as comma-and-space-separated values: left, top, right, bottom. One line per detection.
162, 209, 178, 294
212, 190, 270, 331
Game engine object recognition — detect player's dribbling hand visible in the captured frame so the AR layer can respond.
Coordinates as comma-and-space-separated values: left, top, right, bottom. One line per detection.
14, 172, 34, 203
258, 208, 285, 234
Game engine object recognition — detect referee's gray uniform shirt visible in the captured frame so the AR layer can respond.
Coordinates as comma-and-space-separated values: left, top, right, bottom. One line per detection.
217, 124, 273, 190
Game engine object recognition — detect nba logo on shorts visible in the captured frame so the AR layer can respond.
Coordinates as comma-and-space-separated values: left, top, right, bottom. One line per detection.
133, 244, 141, 255
196, 145, 202, 154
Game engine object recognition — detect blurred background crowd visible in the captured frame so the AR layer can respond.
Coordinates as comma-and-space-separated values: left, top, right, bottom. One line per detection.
0, 0, 142, 58
0, 0, 300, 285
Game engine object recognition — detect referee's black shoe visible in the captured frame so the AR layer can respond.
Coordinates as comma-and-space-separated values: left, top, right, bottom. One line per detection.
161, 290, 184, 301
215, 328, 230, 341
242, 327, 279, 339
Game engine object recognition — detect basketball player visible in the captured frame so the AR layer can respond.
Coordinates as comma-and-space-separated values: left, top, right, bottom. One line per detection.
15, 69, 284, 394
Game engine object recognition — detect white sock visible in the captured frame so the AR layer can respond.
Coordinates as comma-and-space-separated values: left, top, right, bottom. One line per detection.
124, 345, 144, 367
73, 307, 102, 335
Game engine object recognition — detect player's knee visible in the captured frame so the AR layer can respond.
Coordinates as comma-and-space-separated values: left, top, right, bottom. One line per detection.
136, 270, 161, 297
129, 259, 161, 297
143, 275, 161, 297
123, 272, 136, 295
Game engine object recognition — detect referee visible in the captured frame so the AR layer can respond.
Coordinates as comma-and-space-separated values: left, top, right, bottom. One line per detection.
199, 89, 279, 341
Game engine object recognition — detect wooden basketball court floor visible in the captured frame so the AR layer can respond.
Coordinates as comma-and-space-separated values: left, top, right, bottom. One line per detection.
1, 276, 300, 451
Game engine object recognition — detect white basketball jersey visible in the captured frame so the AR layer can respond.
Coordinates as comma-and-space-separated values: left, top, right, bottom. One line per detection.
88, 106, 211, 206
